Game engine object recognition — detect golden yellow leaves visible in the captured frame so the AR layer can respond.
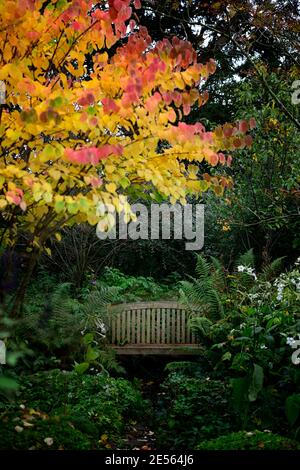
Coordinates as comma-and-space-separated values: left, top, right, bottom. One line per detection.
0, 0, 255, 254
106, 183, 117, 194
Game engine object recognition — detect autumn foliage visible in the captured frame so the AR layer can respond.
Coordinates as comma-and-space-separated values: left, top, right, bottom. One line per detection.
0, 0, 254, 253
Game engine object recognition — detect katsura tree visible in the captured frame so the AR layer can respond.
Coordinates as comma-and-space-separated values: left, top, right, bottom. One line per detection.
0, 0, 254, 315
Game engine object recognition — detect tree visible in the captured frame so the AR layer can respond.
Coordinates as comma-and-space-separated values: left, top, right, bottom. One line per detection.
0, 0, 253, 314
140, 0, 300, 129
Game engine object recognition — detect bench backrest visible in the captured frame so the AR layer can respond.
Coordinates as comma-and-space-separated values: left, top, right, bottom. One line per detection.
107, 301, 196, 345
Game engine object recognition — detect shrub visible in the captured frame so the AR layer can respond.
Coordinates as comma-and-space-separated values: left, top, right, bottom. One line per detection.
0, 369, 148, 449
0, 413, 91, 450
196, 430, 300, 450
156, 372, 237, 449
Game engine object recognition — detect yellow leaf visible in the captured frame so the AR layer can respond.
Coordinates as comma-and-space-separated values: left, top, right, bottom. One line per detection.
0, 198, 7, 208
106, 183, 117, 193
49, 169, 61, 181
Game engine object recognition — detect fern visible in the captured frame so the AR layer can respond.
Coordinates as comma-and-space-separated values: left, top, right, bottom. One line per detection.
236, 248, 255, 268
195, 254, 211, 281
210, 256, 227, 292
80, 284, 122, 330
17, 283, 120, 354
179, 254, 224, 321
261, 257, 286, 281
188, 316, 213, 338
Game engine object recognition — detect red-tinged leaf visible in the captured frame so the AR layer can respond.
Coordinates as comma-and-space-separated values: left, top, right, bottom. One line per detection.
249, 117, 257, 129
20, 201, 27, 211
207, 58, 217, 74
118, 6, 132, 22
19, 78, 36, 94
6, 189, 23, 205
26, 31, 39, 41
162, 92, 173, 106
145, 92, 161, 113
89, 176, 103, 187
227, 155, 233, 167
65, 144, 123, 165
239, 120, 249, 133
90, 117, 98, 126
210, 153, 219, 166
173, 91, 182, 107
113, 0, 125, 11
72, 21, 82, 31
78, 93, 95, 107
129, 19, 136, 30
199, 90, 209, 106
102, 97, 120, 114
134, 0, 141, 8
219, 153, 226, 165
223, 124, 233, 138
233, 137, 242, 148
167, 108, 177, 123
220, 176, 228, 188
245, 135, 253, 147
80, 112, 88, 122
183, 102, 191, 116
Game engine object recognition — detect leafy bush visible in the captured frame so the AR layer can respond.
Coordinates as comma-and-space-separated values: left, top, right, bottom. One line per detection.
0, 413, 91, 450
156, 372, 237, 449
180, 254, 300, 432
0, 369, 149, 449
196, 430, 300, 450
96, 267, 176, 301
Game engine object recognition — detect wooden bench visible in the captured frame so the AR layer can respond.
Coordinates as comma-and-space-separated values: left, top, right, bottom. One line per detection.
106, 301, 202, 355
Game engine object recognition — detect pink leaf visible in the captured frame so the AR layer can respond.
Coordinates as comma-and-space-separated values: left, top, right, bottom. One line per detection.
102, 98, 120, 114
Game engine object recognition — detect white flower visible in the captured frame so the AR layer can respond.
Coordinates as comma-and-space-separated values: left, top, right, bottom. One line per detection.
44, 437, 54, 446
260, 344, 267, 349
286, 337, 296, 347
14, 426, 23, 433
237, 265, 257, 280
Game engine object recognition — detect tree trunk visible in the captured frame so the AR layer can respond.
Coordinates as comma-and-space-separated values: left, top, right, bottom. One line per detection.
10, 250, 39, 318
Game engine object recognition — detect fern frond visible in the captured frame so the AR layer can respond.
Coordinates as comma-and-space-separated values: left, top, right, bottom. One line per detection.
179, 276, 223, 321
210, 256, 227, 292
236, 248, 255, 268
195, 254, 211, 280
188, 315, 213, 338
261, 256, 285, 281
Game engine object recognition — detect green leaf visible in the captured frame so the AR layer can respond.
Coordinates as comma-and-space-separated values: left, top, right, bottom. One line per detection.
74, 362, 89, 375
54, 199, 65, 213
285, 394, 300, 426
44, 144, 56, 159
248, 363, 263, 402
0, 376, 19, 391
119, 177, 130, 189
82, 333, 94, 345
86, 346, 99, 362
230, 377, 249, 414
6, 351, 23, 366
222, 352, 232, 361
